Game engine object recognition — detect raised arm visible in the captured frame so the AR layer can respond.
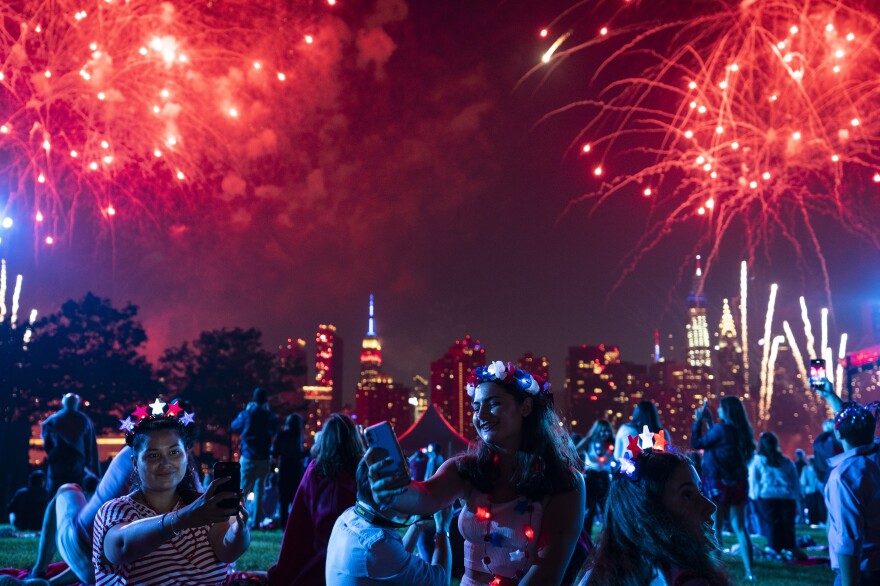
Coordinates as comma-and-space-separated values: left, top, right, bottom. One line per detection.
521, 473, 586, 586
367, 449, 465, 516
816, 379, 844, 415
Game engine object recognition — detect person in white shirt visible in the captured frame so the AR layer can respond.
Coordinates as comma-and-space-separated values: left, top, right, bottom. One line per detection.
748, 432, 803, 559
326, 458, 453, 585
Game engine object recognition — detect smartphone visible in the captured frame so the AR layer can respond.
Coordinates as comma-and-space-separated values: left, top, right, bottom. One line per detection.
361, 421, 411, 482
212, 461, 241, 508
809, 359, 827, 388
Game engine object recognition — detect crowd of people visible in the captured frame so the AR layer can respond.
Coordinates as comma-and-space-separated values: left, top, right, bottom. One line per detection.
4, 363, 879, 585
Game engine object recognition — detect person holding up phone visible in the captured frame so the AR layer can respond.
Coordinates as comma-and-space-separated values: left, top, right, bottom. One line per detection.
93, 399, 250, 585
366, 360, 586, 586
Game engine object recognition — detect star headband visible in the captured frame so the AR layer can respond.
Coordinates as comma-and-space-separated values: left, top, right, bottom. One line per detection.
619, 425, 668, 479
465, 361, 551, 399
119, 398, 195, 435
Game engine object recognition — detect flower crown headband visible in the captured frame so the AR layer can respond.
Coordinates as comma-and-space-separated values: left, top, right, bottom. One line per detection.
119, 398, 195, 436
465, 360, 551, 399
618, 425, 669, 479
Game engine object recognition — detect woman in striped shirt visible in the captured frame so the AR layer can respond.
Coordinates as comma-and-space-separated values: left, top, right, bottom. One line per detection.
93, 402, 250, 585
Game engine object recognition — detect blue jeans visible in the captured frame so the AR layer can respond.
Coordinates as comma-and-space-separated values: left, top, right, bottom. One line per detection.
240, 457, 271, 528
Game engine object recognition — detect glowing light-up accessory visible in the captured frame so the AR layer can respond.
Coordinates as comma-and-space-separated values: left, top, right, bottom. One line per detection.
619, 426, 667, 480
119, 398, 194, 435
465, 360, 551, 399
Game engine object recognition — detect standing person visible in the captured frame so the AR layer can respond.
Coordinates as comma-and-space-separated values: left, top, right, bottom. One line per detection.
268, 413, 363, 586
231, 387, 278, 529
93, 399, 249, 584
748, 432, 803, 559
793, 449, 807, 477
583, 419, 615, 541
614, 401, 670, 460
824, 402, 880, 586
7, 471, 50, 531
691, 396, 756, 581
41, 393, 100, 495
367, 360, 586, 586
800, 456, 825, 526
273, 413, 305, 531
582, 448, 733, 586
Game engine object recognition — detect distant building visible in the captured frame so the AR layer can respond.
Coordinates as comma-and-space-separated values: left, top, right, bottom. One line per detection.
430, 336, 486, 437
315, 324, 344, 412
411, 375, 430, 423
354, 295, 413, 431
714, 298, 745, 399
517, 353, 550, 384
684, 256, 715, 409
564, 344, 649, 433
277, 338, 308, 405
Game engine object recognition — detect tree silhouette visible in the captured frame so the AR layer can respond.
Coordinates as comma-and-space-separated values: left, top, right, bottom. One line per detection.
25, 292, 158, 431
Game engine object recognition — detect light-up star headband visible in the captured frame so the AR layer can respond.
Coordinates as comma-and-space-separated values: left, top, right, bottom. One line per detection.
619, 425, 668, 479
119, 397, 195, 435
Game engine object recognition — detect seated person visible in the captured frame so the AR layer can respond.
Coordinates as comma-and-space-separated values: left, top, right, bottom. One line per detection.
8, 471, 50, 531
93, 399, 249, 585
325, 458, 452, 585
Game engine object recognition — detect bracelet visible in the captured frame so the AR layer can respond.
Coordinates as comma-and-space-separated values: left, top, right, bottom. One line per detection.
160, 513, 180, 539
435, 531, 450, 539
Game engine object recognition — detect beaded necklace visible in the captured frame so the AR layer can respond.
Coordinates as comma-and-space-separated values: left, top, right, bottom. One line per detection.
477, 497, 535, 585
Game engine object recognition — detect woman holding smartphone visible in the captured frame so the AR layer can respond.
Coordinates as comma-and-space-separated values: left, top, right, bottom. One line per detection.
367, 361, 585, 586
93, 400, 249, 585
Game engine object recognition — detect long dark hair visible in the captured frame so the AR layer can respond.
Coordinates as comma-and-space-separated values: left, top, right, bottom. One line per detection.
586, 450, 732, 586
757, 432, 785, 468
720, 396, 755, 465
128, 417, 201, 504
315, 413, 363, 480
632, 401, 664, 433
456, 380, 582, 501
586, 419, 614, 445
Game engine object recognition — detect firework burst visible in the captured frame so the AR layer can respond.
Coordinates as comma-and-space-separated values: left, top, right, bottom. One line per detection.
539, 0, 880, 287
0, 0, 331, 245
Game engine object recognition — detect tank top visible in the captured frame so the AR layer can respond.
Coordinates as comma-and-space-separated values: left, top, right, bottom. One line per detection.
458, 490, 545, 581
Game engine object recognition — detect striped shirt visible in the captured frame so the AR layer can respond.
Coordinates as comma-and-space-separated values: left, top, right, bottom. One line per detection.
93, 495, 229, 585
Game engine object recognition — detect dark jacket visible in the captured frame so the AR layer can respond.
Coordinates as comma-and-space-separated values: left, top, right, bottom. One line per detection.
813, 431, 843, 485
231, 402, 278, 460
691, 419, 749, 482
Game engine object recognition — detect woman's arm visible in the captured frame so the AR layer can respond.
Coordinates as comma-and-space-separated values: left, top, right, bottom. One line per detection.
747, 458, 760, 501
520, 473, 586, 586
690, 420, 723, 450
103, 514, 177, 565
208, 507, 250, 563
367, 451, 465, 516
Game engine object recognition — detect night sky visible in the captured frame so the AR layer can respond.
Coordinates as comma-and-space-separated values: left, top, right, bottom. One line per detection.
3, 0, 880, 410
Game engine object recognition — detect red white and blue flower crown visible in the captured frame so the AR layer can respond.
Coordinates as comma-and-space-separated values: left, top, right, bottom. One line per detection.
465, 360, 551, 399
119, 398, 195, 435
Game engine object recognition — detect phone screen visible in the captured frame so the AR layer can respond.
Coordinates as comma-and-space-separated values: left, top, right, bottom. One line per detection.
213, 461, 241, 508
809, 359, 827, 388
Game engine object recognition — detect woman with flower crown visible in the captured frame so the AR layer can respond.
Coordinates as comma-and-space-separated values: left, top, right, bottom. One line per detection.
581, 446, 734, 586
366, 360, 585, 586
92, 399, 250, 585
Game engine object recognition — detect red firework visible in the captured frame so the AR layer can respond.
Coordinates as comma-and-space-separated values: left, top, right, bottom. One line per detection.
537, 0, 880, 289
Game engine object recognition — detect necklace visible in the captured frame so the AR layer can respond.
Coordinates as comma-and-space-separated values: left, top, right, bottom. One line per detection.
478, 496, 535, 585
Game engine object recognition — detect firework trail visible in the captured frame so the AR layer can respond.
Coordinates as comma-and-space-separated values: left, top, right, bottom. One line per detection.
539, 0, 880, 289
783, 320, 809, 391
740, 260, 749, 389
759, 282, 777, 421
800, 296, 817, 359
837, 332, 848, 392
764, 334, 785, 422
0, 259, 6, 321
0, 0, 334, 244
821, 307, 830, 367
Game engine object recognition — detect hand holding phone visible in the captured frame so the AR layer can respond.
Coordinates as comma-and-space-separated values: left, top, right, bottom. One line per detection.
361, 421, 410, 483
212, 461, 242, 509
809, 359, 827, 389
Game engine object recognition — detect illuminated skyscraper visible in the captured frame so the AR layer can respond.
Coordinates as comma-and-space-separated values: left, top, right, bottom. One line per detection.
430, 336, 485, 437
277, 337, 308, 406
517, 353, 550, 384
715, 298, 745, 398
355, 295, 412, 430
315, 324, 343, 412
687, 256, 712, 368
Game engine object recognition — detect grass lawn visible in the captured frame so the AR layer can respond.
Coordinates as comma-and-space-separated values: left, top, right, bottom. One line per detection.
0, 524, 835, 584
